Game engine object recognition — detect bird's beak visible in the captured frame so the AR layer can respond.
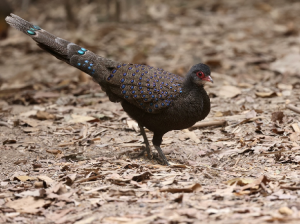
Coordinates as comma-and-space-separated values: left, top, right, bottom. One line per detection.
203, 76, 213, 83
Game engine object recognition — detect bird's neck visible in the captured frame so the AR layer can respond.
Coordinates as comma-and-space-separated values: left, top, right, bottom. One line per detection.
182, 75, 204, 91
180, 76, 210, 120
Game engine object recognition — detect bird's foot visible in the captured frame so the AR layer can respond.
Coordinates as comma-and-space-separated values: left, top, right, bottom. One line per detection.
133, 146, 169, 166
133, 143, 169, 166
133, 146, 152, 159
154, 145, 170, 166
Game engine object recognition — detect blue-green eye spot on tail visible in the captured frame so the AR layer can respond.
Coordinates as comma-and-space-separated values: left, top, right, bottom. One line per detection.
78, 48, 88, 55
27, 30, 36, 35
33, 25, 41, 30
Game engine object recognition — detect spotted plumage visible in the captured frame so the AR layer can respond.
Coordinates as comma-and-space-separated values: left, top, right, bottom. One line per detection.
5, 14, 213, 165
105, 64, 184, 113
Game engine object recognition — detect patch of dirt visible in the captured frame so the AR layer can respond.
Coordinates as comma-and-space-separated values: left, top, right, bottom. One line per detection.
1, 0, 300, 223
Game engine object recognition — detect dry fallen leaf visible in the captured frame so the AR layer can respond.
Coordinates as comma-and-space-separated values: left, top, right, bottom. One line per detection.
33, 91, 60, 99
127, 120, 139, 132
239, 175, 270, 191
67, 114, 97, 123
65, 173, 77, 186
277, 84, 292, 90
36, 110, 56, 120
292, 123, 300, 133
271, 111, 284, 123
255, 92, 277, 98
19, 118, 40, 127
160, 183, 201, 193
14, 176, 37, 182
2, 2, 300, 223
22, 127, 40, 133
5, 196, 50, 214
132, 172, 152, 182
16, 189, 46, 198
19, 118, 53, 127
46, 149, 62, 154
38, 175, 55, 187
290, 132, 300, 142
182, 129, 200, 143
270, 53, 300, 74
218, 85, 241, 98
278, 207, 293, 216
226, 177, 254, 186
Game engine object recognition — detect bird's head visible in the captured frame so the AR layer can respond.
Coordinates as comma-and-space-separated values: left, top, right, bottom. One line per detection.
188, 63, 213, 85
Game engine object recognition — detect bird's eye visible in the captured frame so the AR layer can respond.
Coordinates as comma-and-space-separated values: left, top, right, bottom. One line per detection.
196, 71, 205, 79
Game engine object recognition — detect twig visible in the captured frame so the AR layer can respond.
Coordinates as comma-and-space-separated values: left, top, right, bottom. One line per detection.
0, 121, 12, 128
76, 175, 103, 183
203, 171, 214, 179
190, 120, 226, 129
228, 116, 265, 129
260, 182, 272, 194
280, 186, 300, 190
286, 104, 300, 114
233, 157, 241, 167
195, 164, 223, 171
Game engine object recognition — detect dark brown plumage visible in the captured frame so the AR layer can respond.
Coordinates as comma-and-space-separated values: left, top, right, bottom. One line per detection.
5, 14, 213, 165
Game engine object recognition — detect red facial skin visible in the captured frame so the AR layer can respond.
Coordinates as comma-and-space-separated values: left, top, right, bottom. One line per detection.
196, 71, 213, 83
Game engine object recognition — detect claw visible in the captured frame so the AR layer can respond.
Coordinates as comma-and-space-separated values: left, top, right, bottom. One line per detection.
136, 146, 152, 159
138, 124, 169, 165
154, 145, 169, 166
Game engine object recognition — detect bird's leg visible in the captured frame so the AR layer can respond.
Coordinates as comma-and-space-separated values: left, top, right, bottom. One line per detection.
138, 124, 151, 158
153, 134, 169, 166
154, 145, 169, 166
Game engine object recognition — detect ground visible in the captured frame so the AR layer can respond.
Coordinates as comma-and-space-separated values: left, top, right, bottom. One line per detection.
1, 0, 300, 223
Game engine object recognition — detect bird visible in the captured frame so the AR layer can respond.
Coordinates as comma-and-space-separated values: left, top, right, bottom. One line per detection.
5, 14, 213, 165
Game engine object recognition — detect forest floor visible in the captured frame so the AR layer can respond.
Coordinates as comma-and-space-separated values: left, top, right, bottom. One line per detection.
1, 0, 300, 223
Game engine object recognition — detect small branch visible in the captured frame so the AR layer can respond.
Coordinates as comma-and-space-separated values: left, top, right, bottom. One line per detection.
0, 121, 12, 128
190, 120, 226, 129
233, 157, 241, 167
76, 174, 103, 183
286, 104, 300, 114
281, 185, 300, 190
260, 182, 272, 194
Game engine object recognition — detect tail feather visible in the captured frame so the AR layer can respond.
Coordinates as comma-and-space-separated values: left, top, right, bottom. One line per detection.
5, 14, 119, 83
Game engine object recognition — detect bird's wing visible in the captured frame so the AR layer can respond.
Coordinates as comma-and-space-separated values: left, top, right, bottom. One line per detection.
107, 64, 184, 113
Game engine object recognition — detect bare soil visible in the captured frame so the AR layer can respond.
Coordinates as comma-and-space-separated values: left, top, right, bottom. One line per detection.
1, 0, 300, 223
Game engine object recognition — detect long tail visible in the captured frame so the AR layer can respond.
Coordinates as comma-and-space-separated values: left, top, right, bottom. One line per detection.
5, 14, 118, 84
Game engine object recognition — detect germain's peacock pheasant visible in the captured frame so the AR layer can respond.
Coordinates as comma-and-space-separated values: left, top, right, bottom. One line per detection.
5, 14, 213, 165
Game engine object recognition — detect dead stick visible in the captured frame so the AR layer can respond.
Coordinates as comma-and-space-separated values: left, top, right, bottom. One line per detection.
260, 182, 271, 194
233, 157, 241, 167
281, 186, 300, 190
190, 120, 226, 129
0, 121, 12, 128
286, 104, 300, 114
76, 175, 103, 183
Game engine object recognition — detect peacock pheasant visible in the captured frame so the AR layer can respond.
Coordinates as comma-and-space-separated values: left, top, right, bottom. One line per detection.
5, 14, 213, 165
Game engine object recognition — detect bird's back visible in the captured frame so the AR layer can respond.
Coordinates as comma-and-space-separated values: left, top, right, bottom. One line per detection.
104, 63, 185, 114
